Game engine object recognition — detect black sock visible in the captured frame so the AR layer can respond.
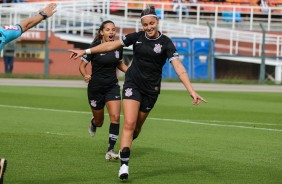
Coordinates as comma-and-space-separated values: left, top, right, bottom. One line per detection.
108, 123, 119, 151
120, 147, 130, 166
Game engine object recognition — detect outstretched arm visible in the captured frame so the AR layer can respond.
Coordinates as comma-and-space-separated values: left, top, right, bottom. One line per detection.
19, 3, 57, 33
171, 58, 207, 105
69, 40, 123, 60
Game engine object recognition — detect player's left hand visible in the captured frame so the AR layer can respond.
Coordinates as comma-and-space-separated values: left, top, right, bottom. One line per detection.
68, 49, 85, 60
190, 91, 207, 105
84, 75, 91, 83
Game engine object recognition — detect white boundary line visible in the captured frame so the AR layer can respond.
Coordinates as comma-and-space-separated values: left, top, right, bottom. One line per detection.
0, 104, 281, 132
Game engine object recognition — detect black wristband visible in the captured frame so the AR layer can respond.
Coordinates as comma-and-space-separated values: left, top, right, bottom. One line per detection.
39, 11, 48, 20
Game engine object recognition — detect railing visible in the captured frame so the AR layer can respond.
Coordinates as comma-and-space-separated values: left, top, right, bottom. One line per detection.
103, 0, 282, 31
1, 0, 282, 60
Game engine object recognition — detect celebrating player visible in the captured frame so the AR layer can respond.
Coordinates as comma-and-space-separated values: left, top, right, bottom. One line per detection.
0, 3, 57, 184
0, 3, 57, 51
79, 20, 127, 160
69, 5, 206, 181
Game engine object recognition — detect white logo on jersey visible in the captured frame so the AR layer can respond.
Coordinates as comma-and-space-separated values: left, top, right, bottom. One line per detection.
136, 41, 142, 44
115, 51, 119, 59
100, 53, 106, 56
3, 25, 19, 30
125, 88, 133, 97
154, 44, 162, 54
90, 100, 97, 108
122, 35, 126, 41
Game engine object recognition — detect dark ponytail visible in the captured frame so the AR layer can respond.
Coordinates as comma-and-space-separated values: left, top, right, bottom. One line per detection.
91, 20, 115, 45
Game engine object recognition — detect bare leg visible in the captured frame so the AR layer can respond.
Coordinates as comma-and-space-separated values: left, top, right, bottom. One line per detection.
120, 99, 140, 150
105, 100, 121, 124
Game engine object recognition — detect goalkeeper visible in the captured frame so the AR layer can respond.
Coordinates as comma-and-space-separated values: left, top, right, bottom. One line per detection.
0, 3, 57, 184
0, 3, 57, 51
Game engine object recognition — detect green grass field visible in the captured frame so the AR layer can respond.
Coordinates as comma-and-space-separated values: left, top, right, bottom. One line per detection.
0, 86, 281, 184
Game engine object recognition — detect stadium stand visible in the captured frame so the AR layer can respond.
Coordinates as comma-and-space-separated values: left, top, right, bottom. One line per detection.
1, 0, 281, 82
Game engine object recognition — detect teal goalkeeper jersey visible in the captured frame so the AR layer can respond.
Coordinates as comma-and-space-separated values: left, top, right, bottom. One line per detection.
0, 24, 22, 51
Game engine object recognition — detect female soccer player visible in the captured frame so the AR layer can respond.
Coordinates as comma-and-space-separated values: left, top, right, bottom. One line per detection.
69, 6, 206, 180
79, 20, 127, 160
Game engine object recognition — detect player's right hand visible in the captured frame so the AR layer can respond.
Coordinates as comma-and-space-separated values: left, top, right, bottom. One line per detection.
68, 49, 86, 60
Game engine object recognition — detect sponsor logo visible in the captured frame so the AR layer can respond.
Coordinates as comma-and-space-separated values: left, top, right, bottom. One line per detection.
3, 25, 20, 30
136, 41, 142, 44
146, 107, 151, 110
100, 53, 106, 56
125, 88, 133, 97
153, 43, 162, 53
115, 96, 120, 99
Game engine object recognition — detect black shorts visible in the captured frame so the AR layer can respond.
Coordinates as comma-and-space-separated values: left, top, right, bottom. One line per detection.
88, 84, 121, 110
122, 82, 159, 113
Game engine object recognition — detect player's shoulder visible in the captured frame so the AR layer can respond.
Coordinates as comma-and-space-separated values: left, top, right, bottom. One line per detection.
159, 32, 171, 41
127, 31, 144, 38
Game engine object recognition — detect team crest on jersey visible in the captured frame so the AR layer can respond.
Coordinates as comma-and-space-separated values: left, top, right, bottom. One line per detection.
3, 25, 19, 30
90, 100, 97, 108
153, 44, 162, 54
125, 88, 133, 97
115, 51, 119, 59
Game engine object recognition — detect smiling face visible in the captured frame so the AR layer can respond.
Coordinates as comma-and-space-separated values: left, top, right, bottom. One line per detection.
141, 16, 159, 39
100, 22, 116, 42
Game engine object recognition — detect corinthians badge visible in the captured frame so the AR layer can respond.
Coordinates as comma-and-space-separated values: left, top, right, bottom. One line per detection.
153, 43, 162, 54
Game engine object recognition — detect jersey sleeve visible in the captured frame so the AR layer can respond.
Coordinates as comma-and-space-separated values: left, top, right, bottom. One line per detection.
81, 41, 98, 63
81, 53, 93, 63
166, 39, 179, 62
2, 24, 22, 43
120, 32, 139, 47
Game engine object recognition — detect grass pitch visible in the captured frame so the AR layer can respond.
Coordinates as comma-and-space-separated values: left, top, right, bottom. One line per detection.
0, 86, 281, 184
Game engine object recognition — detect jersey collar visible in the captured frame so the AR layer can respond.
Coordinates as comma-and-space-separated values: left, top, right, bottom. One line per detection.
144, 31, 162, 40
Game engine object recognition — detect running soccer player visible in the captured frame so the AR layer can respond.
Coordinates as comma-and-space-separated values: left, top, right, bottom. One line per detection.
0, 3, 57, 51
69, 5, 206, 181
0, 3, 57, 184
80, 20, 127, 160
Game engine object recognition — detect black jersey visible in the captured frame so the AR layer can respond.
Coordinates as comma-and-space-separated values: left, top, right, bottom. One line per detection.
81, 40, 123, 89
121, 31, 179, 95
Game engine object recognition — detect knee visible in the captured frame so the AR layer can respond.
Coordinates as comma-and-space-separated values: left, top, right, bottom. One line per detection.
109, 113, 120, 123
93, 118, 104, 127
123, 120, 136, 131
